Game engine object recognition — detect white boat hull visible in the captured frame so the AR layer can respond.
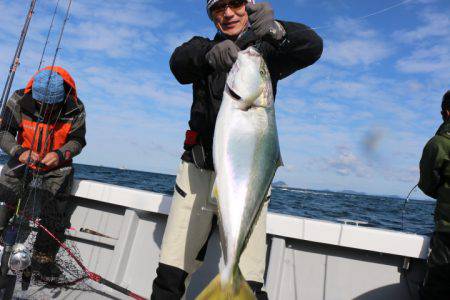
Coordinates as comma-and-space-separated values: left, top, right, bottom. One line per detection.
0, 171, 428, 299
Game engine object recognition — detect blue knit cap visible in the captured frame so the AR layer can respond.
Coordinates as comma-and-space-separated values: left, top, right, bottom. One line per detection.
32, 70, 65, 104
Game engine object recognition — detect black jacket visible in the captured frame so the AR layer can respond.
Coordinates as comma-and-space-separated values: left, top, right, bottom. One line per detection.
170, 21, 323, 169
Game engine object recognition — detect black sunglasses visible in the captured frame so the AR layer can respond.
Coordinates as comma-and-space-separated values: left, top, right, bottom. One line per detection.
211, 0, 246, 15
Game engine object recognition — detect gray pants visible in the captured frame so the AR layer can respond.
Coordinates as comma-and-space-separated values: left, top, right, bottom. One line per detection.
0, 158, 74, 258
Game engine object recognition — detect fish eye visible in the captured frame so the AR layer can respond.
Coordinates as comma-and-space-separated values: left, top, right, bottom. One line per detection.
260, 68, 268, 77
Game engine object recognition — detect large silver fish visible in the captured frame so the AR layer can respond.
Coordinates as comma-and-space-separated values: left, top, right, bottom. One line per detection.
197, 47, 281, 300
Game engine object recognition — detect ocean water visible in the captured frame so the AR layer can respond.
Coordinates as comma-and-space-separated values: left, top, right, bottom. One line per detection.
72, 163, 435, 236
0, 155, 435, 236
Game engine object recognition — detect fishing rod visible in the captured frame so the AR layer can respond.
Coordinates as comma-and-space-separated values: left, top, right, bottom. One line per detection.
0, 0, 38, 291
38, 0, 61, 71
401, 183, 418, 231
0, 1, 146, 298
15, 0, 74, 234
0, 0, 37, 115
17, 0, 73, 206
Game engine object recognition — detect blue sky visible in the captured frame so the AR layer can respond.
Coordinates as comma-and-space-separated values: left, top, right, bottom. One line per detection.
0, 0, 449, 198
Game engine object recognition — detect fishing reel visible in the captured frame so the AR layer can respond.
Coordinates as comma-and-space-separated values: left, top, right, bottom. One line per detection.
1, 225, 31, 272
9, 243, 31, 272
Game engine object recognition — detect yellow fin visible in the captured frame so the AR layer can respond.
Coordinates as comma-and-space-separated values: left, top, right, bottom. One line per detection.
209, 182, 219, 206
213, 183, 219, 200
196, 272, 255, 300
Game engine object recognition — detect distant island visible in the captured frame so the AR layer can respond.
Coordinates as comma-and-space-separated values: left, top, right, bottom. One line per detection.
272, 181, 289, 188
341, 190, 367, 196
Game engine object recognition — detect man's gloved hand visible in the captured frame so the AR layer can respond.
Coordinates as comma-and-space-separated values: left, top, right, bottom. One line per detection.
206, 40, 240, 72
246, 2, 286, 41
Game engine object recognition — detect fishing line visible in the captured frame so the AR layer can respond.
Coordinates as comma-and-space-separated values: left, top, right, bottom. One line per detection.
401, 183, 418, 232
0, 1, 146, 297
14, 89, 70, 248
17, 86, 74, 246
19, 0, 72, 180
309, 0, 413, 31
0, 0, 63, 153
16, 0, 74, 239
37, 0, 61, 71
17, 0, 73, 226
245, 0, 415, 40
0, 0, 74, 291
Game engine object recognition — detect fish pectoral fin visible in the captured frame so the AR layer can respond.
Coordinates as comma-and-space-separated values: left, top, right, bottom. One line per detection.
277, 155, 284, 167
195, 271, 255, 300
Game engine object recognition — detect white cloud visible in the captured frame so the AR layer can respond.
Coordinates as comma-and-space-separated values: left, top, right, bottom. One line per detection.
323, 18, 392, 67
396, 45, 450, 76
320, 146, 373, 178
70, 1, 175, 29
394, 11, 450, 43
393, 9, 449, 81
325, 39, 391, 67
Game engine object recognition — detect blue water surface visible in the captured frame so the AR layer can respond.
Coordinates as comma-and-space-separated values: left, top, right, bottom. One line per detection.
0, 154, 433, 236
72, 163, 435, 236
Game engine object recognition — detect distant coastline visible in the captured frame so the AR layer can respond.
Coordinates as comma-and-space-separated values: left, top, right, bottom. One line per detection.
0, 155, 433, 202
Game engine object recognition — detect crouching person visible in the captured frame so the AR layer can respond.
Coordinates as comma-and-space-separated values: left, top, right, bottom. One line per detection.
0, 66, 86, 278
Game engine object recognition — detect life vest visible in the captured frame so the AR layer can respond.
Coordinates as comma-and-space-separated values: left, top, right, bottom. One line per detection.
19, 66, 78, 171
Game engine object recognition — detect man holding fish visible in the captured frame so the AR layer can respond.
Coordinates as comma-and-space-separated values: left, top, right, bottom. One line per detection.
152, 1, 322, 299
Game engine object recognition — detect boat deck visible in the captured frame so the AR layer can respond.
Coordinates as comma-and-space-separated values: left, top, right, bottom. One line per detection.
1, 178, 429, 299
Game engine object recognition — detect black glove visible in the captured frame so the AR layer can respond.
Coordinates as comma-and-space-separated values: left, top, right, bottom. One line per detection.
246, 2, 285, 41
205, 40, 240, 72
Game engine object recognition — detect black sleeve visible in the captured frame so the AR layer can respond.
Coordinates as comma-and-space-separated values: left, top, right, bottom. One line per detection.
268, 21, 323, 80
0, 104, 25, 158
169, 37, 215, 85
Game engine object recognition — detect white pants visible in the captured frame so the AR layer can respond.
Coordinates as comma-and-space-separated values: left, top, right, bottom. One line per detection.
159, 161, 269, 283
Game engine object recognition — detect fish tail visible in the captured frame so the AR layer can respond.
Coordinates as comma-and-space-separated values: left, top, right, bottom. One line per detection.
195, 269, 255, 300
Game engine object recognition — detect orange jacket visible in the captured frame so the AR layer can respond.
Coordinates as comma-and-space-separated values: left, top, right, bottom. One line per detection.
0, 67, 86, 171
